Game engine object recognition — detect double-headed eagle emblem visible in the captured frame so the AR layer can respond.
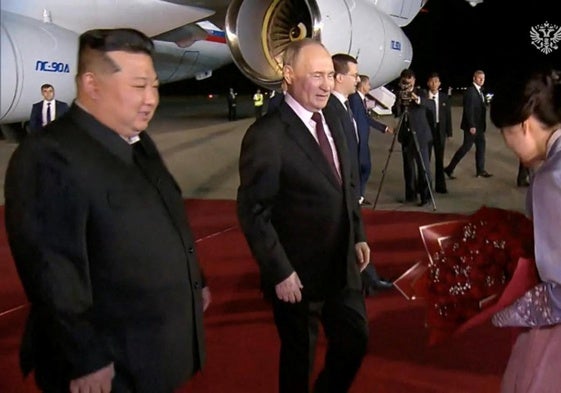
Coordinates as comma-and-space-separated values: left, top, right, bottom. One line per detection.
530, 21, 561, 55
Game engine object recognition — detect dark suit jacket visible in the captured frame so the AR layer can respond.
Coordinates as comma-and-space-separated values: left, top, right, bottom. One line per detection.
5, 105, 205, 393
421, 90, 453, 143
267, 91, 285, 113
326, 95, 360, 198
237, 100, 365, 300
460, 84, 487, 133
29, 99, 69, 133
348, 92, 387, 189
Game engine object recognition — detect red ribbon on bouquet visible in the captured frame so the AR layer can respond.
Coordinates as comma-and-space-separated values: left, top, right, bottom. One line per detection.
394, 206, 539, 345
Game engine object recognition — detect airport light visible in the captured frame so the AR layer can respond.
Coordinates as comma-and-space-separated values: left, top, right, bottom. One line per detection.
467, 0, 484, 6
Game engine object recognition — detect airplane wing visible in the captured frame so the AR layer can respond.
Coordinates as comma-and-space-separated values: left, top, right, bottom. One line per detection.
0, 0, 232, 125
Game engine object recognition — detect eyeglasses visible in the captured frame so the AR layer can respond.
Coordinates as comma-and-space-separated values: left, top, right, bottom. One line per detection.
344, 73, 360, 79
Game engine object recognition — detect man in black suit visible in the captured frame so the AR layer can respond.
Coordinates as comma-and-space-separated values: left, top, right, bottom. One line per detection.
327, 56, 393, 294
326, 53, 360, 201
393, 69, 434, 206
348, 74, 392, 203
4, 28, 209, 393
423, 72, 453, 193
237, 38, 369, 393
267, 79, 287, 113
28, 83, 69, 133
227, 87, 237, 121
445, 70, 492, 178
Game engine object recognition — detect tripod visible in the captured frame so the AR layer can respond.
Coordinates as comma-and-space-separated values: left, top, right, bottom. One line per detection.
373, 105, 437, 211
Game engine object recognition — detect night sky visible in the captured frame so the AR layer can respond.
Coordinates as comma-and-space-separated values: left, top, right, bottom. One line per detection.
161, 0, 561, 95
404, 0, 561, 90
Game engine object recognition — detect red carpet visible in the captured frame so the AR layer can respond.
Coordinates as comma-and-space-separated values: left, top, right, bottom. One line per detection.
0, 200, 510, 393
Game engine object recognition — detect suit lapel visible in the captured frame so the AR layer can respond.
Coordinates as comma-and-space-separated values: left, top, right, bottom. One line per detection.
279, 104, 342, 188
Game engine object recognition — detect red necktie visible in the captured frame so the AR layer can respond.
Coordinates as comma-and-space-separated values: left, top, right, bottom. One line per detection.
311, 112, 341, 184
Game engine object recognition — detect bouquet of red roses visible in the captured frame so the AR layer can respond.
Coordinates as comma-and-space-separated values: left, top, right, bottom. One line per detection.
394, 206, 539, 345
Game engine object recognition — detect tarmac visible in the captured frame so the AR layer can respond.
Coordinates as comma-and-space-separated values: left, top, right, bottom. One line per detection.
0, 94, 527, 214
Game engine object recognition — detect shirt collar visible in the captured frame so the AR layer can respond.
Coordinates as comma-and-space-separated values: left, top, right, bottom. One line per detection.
331, 90, 347, 106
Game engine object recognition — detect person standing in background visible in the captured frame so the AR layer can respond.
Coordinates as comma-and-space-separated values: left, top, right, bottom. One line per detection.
253, 88, 264, 118
326, 53, 360, 201
237, 38, 369, 393
28, 83, 69, 133
423, 72, 453, 193
490, 66, 561, 393
267, 79, 287, 113
348, 74, 392, 204
227, 87, 237, 121
5, 28, 209, 393
393, 68, 433, 206
445, 70, 492, 179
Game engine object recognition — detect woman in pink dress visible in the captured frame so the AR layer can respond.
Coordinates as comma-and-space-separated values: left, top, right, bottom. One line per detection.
490, 67, 561, 392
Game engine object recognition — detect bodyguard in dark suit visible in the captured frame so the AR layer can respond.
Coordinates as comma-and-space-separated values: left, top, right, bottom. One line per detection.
393, 69, 433, 205
28, 83, 69, 133
237, 39, 369, 393
422, 72, 452, 193
348, 75, 391, 201
267, 79, 287, 113
445, 70, 492, 178
4, 28, 208, 393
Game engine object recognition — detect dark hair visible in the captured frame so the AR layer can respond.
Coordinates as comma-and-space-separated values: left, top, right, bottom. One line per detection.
400, 68, 415, 79
332, 53, 357, 76
357, 74, 369, 87
427, 72, 440, 80
40, 83, 53, 90
77, 28, 154, 75
490, 67, 561, 128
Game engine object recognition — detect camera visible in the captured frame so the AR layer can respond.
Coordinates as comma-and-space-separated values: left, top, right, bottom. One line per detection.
398, 79, 414, 105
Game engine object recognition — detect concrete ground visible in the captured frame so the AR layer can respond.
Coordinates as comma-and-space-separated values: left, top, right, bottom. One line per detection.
0, 94, 527, 214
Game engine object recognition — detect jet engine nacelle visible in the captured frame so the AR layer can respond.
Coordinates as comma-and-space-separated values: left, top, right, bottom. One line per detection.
1, 11, 77, 123
225, 0, 413, 90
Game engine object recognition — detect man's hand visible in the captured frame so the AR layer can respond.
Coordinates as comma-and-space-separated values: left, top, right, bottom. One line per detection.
202, 286, 211, 312
355, 242, 370, 272
469, 127, 477, 135
69, 363, 115, 393
386, 126, 394, 134
275, 272, 304, 303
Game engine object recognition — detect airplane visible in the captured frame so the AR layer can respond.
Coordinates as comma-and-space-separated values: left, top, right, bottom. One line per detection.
0, 0, 426, 138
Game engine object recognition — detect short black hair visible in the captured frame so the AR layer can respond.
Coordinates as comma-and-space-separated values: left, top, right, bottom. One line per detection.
77, 28, 154, 75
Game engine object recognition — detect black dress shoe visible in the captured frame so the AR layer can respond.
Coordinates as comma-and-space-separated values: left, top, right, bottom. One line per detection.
371, 279, 393, 290
444, 167, 456, 179
476, 171, 493, 178
517, 180, 530, 187
417, 200, 429, 207
435, 188, 448, 194
360, 199, 372, 206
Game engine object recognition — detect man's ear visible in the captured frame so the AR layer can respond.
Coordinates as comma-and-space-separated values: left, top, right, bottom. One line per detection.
79, 72, 102, 100
283, 65, 293, 85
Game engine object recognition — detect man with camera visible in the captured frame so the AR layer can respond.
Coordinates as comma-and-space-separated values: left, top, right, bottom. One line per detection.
392, 69, 433, 206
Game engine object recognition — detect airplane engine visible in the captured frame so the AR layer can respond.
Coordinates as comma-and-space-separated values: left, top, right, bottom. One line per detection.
1, 11, 77, 123
225, 0, 413, 90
